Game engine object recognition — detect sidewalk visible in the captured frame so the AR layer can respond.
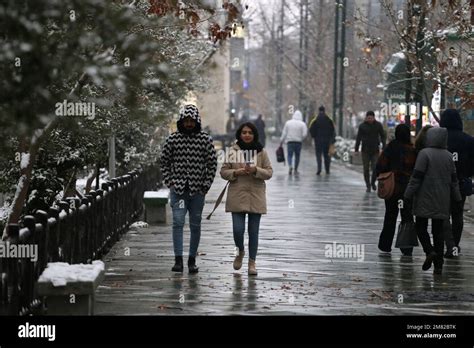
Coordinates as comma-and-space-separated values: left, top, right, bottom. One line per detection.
95, 141, 474, 315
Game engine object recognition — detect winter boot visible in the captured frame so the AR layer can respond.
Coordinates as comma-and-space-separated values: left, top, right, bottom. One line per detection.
188, 256, 199, 274
233, 249, 245, 270
172, 256, 183, 272
248, 259, 257, 276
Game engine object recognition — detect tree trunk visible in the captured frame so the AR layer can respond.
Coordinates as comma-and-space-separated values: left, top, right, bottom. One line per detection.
2, 73, 88, 240
2, 119, 59, 240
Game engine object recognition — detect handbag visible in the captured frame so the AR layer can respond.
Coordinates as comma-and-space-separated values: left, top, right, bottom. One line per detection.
395, 220, 419, 248
206, 181, 230, 220
377, 171, 395, 200
276, 145, 285, 164
328, 143, 336, 156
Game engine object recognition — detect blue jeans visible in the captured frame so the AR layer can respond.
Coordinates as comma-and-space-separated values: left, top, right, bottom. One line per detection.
232, 213, 261, 260
170, 189, 205, 257
287, 142, 302, 170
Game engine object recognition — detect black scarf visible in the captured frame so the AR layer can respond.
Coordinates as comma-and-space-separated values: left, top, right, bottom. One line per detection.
237, 139, 263, 162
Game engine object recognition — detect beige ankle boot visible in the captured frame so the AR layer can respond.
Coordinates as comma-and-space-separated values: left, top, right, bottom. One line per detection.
233, 249, 245, 270
248, 259, 257, 275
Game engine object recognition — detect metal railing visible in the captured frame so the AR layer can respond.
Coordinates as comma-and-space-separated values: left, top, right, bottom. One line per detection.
0, 167, 160, 315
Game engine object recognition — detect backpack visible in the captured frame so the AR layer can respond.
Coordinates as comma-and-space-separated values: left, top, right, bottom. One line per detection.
377, 172, 395, 199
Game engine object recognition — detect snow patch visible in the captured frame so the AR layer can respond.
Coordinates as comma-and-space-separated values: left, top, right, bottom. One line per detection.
38, 260, 105, 287
130, 221, 149, 229
20, 153, 30, 170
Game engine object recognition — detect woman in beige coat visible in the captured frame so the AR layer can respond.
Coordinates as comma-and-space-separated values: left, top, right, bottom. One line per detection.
220, 122, 273, 275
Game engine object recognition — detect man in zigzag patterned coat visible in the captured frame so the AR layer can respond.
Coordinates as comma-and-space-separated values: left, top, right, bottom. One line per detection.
160, 104, 218, 274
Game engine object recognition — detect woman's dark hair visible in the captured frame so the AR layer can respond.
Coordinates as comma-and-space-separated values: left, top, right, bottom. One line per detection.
395, 124, 411, 144
235, 122, 263, 153
236, 122, 259, 143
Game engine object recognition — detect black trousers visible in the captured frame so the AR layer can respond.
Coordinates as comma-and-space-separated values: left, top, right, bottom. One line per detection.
315, 141, 331, 173
416, 217, 444, 266
362, 152, 379, 188
378, 190, 413, 253
451, 195, 466, 247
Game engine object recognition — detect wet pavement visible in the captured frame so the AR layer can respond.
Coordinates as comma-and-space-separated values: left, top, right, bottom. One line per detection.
95, 140, 474, 315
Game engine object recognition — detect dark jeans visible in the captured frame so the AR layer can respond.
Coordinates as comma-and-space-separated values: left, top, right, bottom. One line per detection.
170, 189, 205, 257
451, 195, 466, 247
378, 191, 413, 254
362, 152, 379, 188
315, 141, 330, 173
416, 217, 444, 266
232, 212, 261, 260
287, 142, 302, 170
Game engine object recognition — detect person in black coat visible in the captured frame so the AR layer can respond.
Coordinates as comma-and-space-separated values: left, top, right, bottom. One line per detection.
254, 114, 266, 148
355, 111, 386, 192
375, 124, 417, 255
439, 109, 474, 255
309, 106, 335, 175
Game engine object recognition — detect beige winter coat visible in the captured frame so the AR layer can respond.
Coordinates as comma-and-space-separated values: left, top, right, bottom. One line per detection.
220, 143, 273, 214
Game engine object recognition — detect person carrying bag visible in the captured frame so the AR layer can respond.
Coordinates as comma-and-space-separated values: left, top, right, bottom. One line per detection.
374, 124, 417, 256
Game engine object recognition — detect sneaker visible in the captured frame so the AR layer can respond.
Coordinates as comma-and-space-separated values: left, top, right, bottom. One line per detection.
233, 249, 245, 270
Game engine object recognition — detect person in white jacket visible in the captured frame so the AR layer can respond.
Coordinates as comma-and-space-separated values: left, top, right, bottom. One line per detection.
280, 110, 308, 175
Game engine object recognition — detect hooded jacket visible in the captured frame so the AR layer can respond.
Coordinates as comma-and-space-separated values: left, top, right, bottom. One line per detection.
404, 127, 461, 219
309, 112, 335, 144
280, 110, 308, 143
439, 109, 474, 183
160, 105, 218, 196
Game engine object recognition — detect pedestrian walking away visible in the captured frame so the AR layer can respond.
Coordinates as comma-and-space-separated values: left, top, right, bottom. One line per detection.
309, 105, 336, 175
439, 109, 474, 256
220, 122, 273, 276
375, 124, 417, 256
404, 127, 462, 275
160, 104, 218, 274
355, 111, 386, 192
280, 109, 308, 175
